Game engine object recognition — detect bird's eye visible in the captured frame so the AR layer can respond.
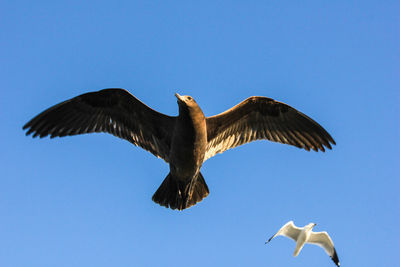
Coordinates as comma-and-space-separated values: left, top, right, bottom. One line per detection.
187, 97, 192, 100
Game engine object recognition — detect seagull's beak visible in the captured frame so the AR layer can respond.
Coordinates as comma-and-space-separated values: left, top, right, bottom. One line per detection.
175, 93, 184, 102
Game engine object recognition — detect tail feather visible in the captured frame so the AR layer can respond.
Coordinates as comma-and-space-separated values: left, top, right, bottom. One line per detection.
293, 243, 305, 257
152, 172, 209, 210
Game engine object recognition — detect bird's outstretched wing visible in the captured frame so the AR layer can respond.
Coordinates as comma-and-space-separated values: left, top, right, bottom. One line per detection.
308, 231, 340, 266
266, 221, 302, 244
23, 88, 176, 162
205, 96, 335, 161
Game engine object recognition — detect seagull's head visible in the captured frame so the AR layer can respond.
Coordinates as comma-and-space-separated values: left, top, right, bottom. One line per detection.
307, 223, 317, 229
175, 93, 198, 108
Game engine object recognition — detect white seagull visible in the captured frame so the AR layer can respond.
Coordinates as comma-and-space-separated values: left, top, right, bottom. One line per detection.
265, 221, 340, 266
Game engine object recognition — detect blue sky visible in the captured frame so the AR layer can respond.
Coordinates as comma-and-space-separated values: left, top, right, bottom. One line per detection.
1, 1, 399, 266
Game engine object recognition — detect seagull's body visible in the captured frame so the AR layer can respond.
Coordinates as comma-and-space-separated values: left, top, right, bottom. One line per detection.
266, 221, 340, 266
23, 89, 335, 210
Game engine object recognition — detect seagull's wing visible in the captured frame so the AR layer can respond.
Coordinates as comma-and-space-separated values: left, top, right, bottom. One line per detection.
266, 221, 302, 244
308, 231, 340, 266
23, 88, 176, 162
205, 96, 335, 161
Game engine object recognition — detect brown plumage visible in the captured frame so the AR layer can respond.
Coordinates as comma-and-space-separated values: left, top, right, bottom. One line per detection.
23, 89, 335, 210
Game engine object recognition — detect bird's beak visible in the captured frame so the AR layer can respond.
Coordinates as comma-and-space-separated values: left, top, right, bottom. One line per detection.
175, 93, 184, 102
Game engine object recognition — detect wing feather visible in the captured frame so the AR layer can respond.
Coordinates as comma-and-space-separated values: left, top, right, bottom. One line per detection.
23, 88, 176, 162
266, 221, 302, 243
205, 96, 335, 161
308, 231, 340, 266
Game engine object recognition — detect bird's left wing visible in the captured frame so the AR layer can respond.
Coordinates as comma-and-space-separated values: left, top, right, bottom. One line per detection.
308, 231, 340, 266
205, 96, 335, 161
266, 221, 302, 244
23, 88, 176, 162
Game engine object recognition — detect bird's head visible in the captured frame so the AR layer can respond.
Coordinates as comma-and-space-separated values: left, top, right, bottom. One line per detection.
175, 93, 198, 108
307, 223, 317, 229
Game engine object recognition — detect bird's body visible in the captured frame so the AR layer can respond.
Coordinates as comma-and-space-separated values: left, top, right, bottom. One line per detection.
266, 221, 340, 266
155, 94, 209, 209
293, 223, 314, 256
23, 89, 336, 210
169, 95, 207, 179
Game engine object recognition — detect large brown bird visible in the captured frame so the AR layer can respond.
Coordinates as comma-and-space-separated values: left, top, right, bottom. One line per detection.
23, 89, 335, 210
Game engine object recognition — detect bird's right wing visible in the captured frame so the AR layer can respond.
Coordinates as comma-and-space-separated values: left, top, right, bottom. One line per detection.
308, 231, 340, 266
23, 88, 176, 162
266, 221, 302, 244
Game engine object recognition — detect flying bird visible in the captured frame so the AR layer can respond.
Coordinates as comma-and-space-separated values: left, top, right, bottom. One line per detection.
266, 221, 340, 266
23, 89, 335, 210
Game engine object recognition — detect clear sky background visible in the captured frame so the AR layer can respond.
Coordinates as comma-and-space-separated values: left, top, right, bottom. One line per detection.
1, 1, 399, 266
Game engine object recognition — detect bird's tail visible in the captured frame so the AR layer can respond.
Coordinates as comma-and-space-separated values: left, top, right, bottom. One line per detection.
152, 172, 209, 210
293, 242, 305, 257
